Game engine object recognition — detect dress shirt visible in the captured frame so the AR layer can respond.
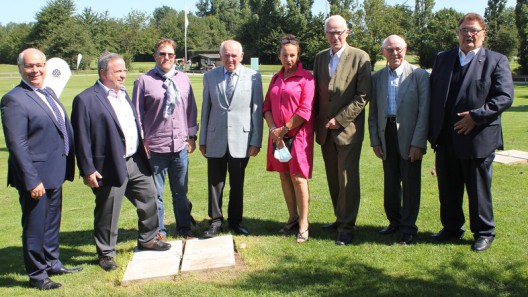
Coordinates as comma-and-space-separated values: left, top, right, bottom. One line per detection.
97, 80, 138, 158
459, 47, 481, 66
22, 80, 65, 120
329, 46, 346, 78
133, 69, 198, 153
387, 64, 404, 116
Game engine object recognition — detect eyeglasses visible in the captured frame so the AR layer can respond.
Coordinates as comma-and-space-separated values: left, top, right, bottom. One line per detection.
158, 52, 175, 58
281, 38, 298, 45
383, 47, 406, 54
459, 27, 484, 36
325, 30, 347, 37
23, 63, 46, 69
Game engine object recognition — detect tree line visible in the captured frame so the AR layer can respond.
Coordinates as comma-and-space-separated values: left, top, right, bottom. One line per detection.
0, 0, 527, 74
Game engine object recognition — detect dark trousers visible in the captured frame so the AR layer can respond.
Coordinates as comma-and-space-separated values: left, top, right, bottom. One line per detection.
382, 120, 421, 235
207, 149, 249, 227
92, 154, 159, 258
321, 132, 362, 232
19, 187, 64, 281
435, 135, 495, 239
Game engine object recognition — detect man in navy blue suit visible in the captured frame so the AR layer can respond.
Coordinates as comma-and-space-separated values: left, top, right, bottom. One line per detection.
71, 52, 170, 272
428, 13, 514, 252
1, 48, 82, 290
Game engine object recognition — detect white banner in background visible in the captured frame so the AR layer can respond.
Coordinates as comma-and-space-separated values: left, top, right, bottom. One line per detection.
44, 57, 72, 98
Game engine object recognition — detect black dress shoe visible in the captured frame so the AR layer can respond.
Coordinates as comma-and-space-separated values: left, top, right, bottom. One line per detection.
30, 278, 62, 290
138, 240, 172, 251
379, 225, 399, 235
99, 256, 117, 271
179, 228, 196, 240
203, 224, 223, 238
230, 225, 250, 236
430, 228, 465, 242
336, 231, 354, 245
472, 237, 493, 252
397, 234, 415, 245
48, 266, 83, 276
322, 222, 338, 230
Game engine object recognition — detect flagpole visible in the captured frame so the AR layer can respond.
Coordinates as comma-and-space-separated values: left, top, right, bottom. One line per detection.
184, 3, 188, 66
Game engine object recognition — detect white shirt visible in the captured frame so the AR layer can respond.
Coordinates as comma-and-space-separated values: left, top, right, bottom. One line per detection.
97, 81, 138, 158
329, 46, 346, 78
23, 80, 65, 121
459, 48, 481, 66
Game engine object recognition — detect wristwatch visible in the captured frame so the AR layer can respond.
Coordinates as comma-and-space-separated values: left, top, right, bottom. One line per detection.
283, 125, 290, 133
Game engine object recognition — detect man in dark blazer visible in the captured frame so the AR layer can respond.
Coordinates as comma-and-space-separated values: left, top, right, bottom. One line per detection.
313, 15, 371, 245
369, 35, 430, 245
199, 40, 263, 238
428, 13, 514, 252
71, 52, 170, 271
1, 48, 81, 290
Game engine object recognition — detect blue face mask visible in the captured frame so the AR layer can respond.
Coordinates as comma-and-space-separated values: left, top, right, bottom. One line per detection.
274, 147, 292, 163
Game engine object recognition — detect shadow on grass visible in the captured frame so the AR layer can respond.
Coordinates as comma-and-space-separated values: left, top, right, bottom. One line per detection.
195, 217, 475, 246
0, 227, 143, 288
226, 253, 528, 296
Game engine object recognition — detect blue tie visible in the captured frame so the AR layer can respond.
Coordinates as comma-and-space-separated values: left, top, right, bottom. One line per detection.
37, 88, 69, 155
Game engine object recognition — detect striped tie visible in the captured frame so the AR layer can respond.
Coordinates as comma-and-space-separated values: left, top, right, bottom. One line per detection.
37, 88, 69, 155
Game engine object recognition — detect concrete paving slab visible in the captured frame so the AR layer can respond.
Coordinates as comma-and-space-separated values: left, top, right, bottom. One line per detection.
181, 235, 236, 273
495, 150, 528, 164
122, 240, 183, 286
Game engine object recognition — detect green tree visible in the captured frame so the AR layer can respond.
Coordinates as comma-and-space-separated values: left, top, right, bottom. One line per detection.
28, 0, 76, 48
116, 10, 159, 67
516, 0, 528, 74
0, 23, 33, 64
485, 0, 507, 51
418, 8, 462, 68
413, 0, 435, 66
362, 0, 393, 69
489, 7, 519, 58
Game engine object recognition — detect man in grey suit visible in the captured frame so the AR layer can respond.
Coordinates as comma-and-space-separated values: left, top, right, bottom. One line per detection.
368, 35, 430, 245
313, 15, 371, 245
199, 40, 263, 238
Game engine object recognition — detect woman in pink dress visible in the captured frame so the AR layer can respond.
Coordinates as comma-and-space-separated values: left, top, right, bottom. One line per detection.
263, 34, 315, 243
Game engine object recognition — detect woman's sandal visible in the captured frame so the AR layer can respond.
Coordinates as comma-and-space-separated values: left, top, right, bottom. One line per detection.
296, 229, 309, 243
279, 216, 299, 234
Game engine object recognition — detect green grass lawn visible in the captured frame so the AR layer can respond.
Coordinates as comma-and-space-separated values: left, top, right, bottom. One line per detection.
0, 67, 527, 296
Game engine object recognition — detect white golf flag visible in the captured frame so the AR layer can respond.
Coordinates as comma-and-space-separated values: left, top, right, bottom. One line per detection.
185, 4, 189, 30
76, 53, 83, 70
44, 57, 72, 98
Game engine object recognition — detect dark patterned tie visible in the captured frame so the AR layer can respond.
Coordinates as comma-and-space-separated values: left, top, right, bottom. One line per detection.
226, 72, 235, 103
37, 88, 69, 155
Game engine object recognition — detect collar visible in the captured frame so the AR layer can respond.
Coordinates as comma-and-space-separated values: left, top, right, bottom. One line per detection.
21, 79, 41, 91
458, 47, 481, 61
224, 66, 240, 76
97, 80, 126, 96
387, 61, 406, 77
329, 44, 346, 58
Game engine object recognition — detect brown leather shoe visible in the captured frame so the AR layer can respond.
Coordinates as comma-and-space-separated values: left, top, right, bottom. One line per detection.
99, 256, 117, 271
138, 240, 171, 251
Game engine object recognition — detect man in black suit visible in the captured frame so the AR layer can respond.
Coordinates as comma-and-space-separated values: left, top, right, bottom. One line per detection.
428, 13, 514, 252
71, 52, 170, 271
1, 48, 82, 290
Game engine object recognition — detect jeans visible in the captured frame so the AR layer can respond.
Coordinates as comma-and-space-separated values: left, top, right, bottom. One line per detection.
149, 149, 192, 235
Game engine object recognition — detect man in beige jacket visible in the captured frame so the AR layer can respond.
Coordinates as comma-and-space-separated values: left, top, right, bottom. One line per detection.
313, 15, 371, 245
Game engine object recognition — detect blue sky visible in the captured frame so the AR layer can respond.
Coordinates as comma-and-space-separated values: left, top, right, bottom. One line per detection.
1, 0, 518, 25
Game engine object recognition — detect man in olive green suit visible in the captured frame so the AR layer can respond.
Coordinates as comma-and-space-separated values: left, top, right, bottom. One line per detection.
313, 15, 371, 245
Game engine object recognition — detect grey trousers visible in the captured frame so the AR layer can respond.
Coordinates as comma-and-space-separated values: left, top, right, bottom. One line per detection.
92, 154, 159, 258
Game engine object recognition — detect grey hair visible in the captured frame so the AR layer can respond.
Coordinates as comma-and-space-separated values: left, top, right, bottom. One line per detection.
97, 51, 124, 76
219, 40, 243, 55
381, 35, 407, 48
324, 15, 348, 30
17, 48, 46, 65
